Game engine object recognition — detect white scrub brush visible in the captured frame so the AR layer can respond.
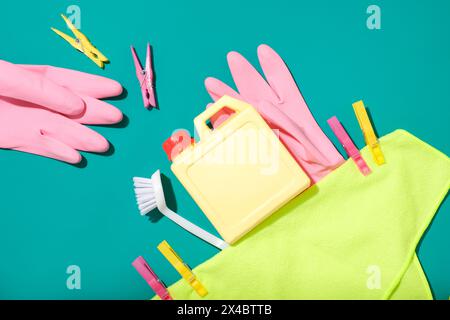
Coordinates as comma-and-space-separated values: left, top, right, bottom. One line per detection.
133, 170, 228, 250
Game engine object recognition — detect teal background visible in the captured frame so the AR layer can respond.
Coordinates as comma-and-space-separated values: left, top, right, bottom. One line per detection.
0, 0, 449, 299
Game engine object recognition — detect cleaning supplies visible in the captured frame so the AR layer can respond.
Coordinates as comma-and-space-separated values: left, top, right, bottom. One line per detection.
132, 256, 172, 300
158, 240, 208, 297
51, 14, 109, 68
204, 44, 344, 183
0, 60, 123, 164
159, 130, 450, 299
131, 43, 157, 108
163, 130, 194, 161
327, 116, 371, 176
133, 170, 228, 250
171, 95, 310, 244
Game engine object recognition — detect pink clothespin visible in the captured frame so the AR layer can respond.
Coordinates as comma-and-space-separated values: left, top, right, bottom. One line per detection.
132, 256, 172, 300
131, 43, 157, 108
327, 116, 371, 176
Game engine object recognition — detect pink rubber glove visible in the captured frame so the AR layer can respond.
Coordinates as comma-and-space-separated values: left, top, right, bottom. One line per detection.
205, 44, 344, 183
0, 60, 123, 164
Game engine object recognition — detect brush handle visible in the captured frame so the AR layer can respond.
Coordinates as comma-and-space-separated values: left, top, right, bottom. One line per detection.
161, 207, 229, 250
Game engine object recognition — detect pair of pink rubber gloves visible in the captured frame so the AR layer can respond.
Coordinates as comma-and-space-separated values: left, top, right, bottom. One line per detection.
0, 60, 123, 164
206, 44, 343, 182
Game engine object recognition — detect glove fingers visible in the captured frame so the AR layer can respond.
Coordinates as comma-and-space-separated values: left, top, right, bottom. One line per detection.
257, 44, 300, 101
0, 60, 84, 116
19, 65, 123, 99
42, 115, 109, 153
14, 135, 82, 164
227, 51, 279, 103
256, 45, 345, 168
204, 77, 241, 101
69, 94, 123, 125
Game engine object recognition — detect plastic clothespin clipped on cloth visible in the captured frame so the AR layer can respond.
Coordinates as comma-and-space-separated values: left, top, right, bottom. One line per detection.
352, 100, 385, 165
162, 130, 194, 161
157, 240, 208, 297
327, 116, 371, 176
131, 43, 157, 108
51, 14, 109, 69
132, 256, 172, 300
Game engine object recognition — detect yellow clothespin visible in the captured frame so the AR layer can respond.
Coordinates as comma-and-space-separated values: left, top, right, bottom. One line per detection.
51, 14, 109, 69
352, 100, 385, 165
157, 240, 208, 297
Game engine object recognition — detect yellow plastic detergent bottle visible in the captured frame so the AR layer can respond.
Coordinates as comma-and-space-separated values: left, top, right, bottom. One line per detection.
171, 96, 310, 244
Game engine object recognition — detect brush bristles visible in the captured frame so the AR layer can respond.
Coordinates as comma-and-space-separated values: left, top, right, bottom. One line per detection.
133, 176, 157, 215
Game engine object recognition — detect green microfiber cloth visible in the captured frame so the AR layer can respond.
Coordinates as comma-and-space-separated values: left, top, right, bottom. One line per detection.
159, 130, 449, 299
390, 254, 433, 300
